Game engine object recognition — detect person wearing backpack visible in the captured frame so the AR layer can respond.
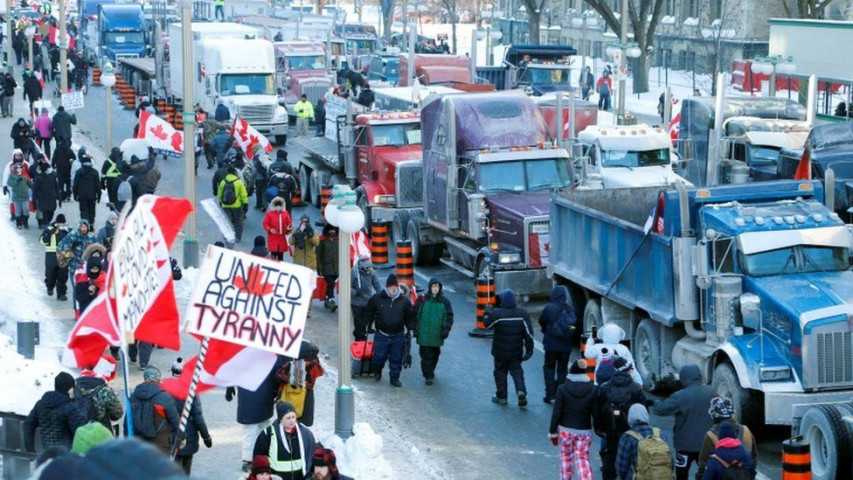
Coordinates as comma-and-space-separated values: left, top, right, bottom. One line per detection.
130, 367, 180, 456
596, 357, 650, 480
696, 397, 758, 480
539, 285, 576, 403
549, 359, 598, 480
653, 364, 715, 480
217, 165, 249, 242
701, 422, 755, 480
74, 356, 123, 434
616, 404, 673, 480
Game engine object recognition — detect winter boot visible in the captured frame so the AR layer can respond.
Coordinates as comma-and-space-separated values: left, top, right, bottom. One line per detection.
517, 392, 528, 407
22, 216, 29, 229
15, 216, 21, 229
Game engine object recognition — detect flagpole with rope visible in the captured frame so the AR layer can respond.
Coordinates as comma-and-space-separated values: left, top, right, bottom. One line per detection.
112, 202, 135, 437
171, 336, 211, 459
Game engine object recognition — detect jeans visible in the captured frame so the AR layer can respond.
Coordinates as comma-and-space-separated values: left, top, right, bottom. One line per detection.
214, 5, 224, 21
224, 206, 244, 241
371, 331, 405, 381
493, 357, 526, 399
11, 200, 27, 218
419, 345, 441, 380
543, 349, 571, 400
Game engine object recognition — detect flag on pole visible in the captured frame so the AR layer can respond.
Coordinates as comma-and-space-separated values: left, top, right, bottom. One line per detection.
350, 230, 371, 266
232, 116, 272, 159
61, 278, 120, 369
136, 109, 184, 157
794, 141, 812, 180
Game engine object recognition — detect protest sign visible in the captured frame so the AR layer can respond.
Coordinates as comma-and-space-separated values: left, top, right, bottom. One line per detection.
185, 246, 316, 358
61, 91, 85, 110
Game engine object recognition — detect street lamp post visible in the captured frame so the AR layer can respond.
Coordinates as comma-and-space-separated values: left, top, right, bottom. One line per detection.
59, 0, 68, 94
25, 26, 34, 74
751, 55, 795, 97
606, 41, 641, 122
101, 63, 116, 152
181, 0, 199, 268
325, 185, 365, 439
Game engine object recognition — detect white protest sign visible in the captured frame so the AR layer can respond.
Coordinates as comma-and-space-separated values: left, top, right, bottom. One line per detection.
185, 246, 316, 358
112, 203, 164, 334
61, 91, 85, 110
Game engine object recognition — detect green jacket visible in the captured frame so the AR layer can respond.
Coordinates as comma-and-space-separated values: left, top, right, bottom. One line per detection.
7, 173, 31, 202
415, 278, 454, 347
217, 173, 248, 208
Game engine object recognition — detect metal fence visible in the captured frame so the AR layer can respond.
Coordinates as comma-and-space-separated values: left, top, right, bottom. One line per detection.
1, 411, 36, 480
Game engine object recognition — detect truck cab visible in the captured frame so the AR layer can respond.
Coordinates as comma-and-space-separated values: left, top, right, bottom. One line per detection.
333, 23, 378, 56
720, 117, 809, 182
272, 42, 332, 115
577, 124, 691, 188
89, 4, 145, 67
504, 44, 578, 95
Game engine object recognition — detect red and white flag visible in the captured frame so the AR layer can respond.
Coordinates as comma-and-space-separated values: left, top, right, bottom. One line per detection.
61, 280, 120, 369
232, 116, 272, 158
48, 26, 76, 50
350, 230, 371, 266
160, 339, 278, 400
668, 97, 681, 144
794, 141, 812, 180
136, 109, 184, 156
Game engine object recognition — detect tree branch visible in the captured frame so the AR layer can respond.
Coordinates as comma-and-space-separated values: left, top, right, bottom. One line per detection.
583, 0, 621, 36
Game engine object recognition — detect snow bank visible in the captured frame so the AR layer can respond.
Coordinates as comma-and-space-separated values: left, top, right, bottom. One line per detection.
0, 332, 65, 415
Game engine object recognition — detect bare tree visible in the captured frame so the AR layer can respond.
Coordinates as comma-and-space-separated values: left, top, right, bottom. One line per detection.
583, 0, 666, 94
380, 0, 396, 40
519, 0, 547, 43
439, 0, 459, 53
782, 0, 838, 19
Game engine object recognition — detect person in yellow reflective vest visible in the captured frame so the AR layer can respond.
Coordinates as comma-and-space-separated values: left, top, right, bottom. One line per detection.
39, 214, 70, 301
253, 402, 316, 479
294, 94, 314, 138
214, 0, 225, 21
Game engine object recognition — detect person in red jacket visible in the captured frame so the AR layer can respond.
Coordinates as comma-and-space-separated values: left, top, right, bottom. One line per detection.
262, 196, 292, 260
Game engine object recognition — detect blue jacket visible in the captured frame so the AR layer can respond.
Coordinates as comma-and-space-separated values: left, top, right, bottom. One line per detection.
484, 290, 534, 361
237, 356, 286, 425
702, 438, 755, 480
173, 396, 210, 456
214, 103, 231, 122
538, 285, 575, 352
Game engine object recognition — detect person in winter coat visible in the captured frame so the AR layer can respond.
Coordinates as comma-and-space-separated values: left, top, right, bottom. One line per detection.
616, 404, 673, 480
484, 289, 534, 406
267, 162, 299, 214
366, 274, 417, 387
217, 166, 249, 242
10, 116, 34, 153
253, 402, 317, 479
248, 455, 274, 480
227, 355, 287, 472
95, 211, 119, 249
289, 214, 318, 269
579, 66, 594, 101
262, 196, 292, 260
314, 100, 326, 136
701, 423, 755, 480
596, 68, 612, 111
251, 235, 269, 258
6, 161, 32, 229
549, 359, 598, 480
101, 147, 122, 205
41, 214, 70, 300
2, 72, 18, 117
310, 448, 355, 480
24, 372, 86, 452
51, 106, 76, 143
696, 397, 758, 480
130, 367, 180, 456
415, 277, 454, 385
585, 323, 643, 386
58, 220, 96, 282
214, 99, 231, 122
23, 72, 42, 114
73, 156, 101, 225
171, 395, 213, 475
32, 156, 61, 227
12, 28, 23, 65
352, 254, 382, 340
74, 360, 123, 434
276, 341, 324, 426
34, 107, 53, 158
539, 285, 576, 403
211, 126, 232, 168
653, 364, 715, 480
596, 357, 650, 480
52, 140, 75, 201
315, 223, 339, 310
252, 146, 270, 211
76, 255, 105, 313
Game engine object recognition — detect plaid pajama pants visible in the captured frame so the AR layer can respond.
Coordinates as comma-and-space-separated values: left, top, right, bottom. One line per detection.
559, 428, 593, 480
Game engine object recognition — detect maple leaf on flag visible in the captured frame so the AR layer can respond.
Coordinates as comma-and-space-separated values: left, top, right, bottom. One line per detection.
149, 124, 168, 141
233, 264, 275, 296
170, 132, 183, 153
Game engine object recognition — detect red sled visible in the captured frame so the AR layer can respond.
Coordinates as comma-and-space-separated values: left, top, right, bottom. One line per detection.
350, 340, 374, 377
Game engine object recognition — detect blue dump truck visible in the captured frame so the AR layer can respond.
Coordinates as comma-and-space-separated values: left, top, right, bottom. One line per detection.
549, 181, 853, 445
503, 44, 577, 95
84, 4, 146, 67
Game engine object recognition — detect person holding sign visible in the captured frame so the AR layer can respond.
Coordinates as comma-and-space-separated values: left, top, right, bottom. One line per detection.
366, 274, 416, 388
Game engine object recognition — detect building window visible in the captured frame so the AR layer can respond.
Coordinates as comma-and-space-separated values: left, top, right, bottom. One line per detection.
711, 0, 723, 20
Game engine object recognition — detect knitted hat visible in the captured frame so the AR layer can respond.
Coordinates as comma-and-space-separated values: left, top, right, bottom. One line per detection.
628, 403, 650, 426
386, 274, 398, 287
170, 358, 183, 377
709, 396, 735, 421
312, 448, 338, 469
55, 214, 66, 224
254, 235, 266, 247
54, 371, 75, 393
106, 211, 118, 223
358, 254, 372, 269
276, 401, 296, 420
569, 359, 587, 375
71, 422, 114, 454
251, 455, 271, 475
719, 421, 737, 440
143, 366, 161, 383
613, 357, 633, 372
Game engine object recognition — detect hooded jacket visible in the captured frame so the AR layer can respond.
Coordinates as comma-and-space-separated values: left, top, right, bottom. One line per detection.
34, 112, 52, 138
351, 263, 382, 307
73, 161, 101, 201
75, 375, 123, 429
262, 197, 292, 253
596, 370, 649, 436
415, 278, 454, 347
701, 428, 755, 480
653, 364, 715, 452
288, 217, 319, 269
6, 169, 32, 202
697, 419, 758, 480
550, 373, 598, 432
366, 287, 416, 335
10, 118, 33, 150
315, 225, 339, 276
52, 141, 75, 178
23, 74, 42, 102
24, 390, 87, 451
130, 382, 180, 454
217, 172, 249, 208
32, 166, 60, 211
51, 110, 77, 140
538, 285, 575, 352
484, 290, 534, 362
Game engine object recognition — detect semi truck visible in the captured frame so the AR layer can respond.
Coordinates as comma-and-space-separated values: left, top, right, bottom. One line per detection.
397, 54, 493, 91
534, 93, 598, 140
85, 3, 146, 67
503, 44, 577, 95
168, 22, 288, 144
271, 42, 333, 116
549, 180, 853, 448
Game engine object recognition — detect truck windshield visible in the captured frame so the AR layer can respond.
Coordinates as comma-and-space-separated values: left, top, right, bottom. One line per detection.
347, 39, 376, 52
104, 32, 144, 44
740, 245, 850, 277
601, 148, 671, 168
371, 124, 421, 147
219, 74, 275, 96
747, 146, 780, 166
288, 55, 326, 71
478, 158, 572, 192
528, 67, 570, 85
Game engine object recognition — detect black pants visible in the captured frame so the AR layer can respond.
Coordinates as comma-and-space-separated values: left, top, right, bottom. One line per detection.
270, 251, 284, 261
323, 274, 337, 300
44, 254, 67, 296
79, 198, 96, 225
420, 345, 441, 380
176, 454, 193, 475
58, 173, 71, 200
493, 358, 525, 399
543, 349, 571, 400
224, 207, 243, 241
105, 177, 119, 205
352, 305, 370, 341
601, 435, 621, 480
675, 450, 699, 480
255, 179, 267, 209
110, 342, 139, 362
138, 341, 155, 367
38, 137, 51, 159
38, 209, 54, 228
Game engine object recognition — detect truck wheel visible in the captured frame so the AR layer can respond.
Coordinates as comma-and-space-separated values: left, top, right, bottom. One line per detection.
299, 165, 312, 206
274, 135, 287, 146
583, 299, 602, 333
712, 363, 761, 427
407, 218, 423, 265
633, 319, 661, 391
799, 405, 853, 480
392, 210, 410, 242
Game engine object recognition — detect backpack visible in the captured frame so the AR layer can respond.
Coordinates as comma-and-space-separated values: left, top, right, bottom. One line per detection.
711, 454, 753, 480
75, 384, 103, 423
274, 173, 296, 202
625, 427, 674, 480
221, 178, 238, 205
116, 178, 132, 202
265, 184, 280, 204
130, 393, 164, 439
603, 388, 633, 435
549, 306, 576, 340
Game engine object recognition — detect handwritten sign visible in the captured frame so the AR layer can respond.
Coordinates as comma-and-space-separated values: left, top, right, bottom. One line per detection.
113, 204, 164, 334
185, 246, 316, 358
61, 91, 85, 110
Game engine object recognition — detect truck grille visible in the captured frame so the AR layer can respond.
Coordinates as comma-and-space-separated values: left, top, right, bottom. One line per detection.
237, 104, 274, 124
302, 83, 329, 105
396, 162, 422, 208
816, 332, 853, 387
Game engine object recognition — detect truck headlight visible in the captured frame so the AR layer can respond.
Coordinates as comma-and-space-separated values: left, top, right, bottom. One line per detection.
373, 194, 396, 205
760, 366, 793, 382
498, 253, 522, 264
273, 106, 288, 121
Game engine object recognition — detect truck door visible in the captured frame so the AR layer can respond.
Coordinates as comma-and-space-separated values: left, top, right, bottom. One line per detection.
355, 125, 371, 185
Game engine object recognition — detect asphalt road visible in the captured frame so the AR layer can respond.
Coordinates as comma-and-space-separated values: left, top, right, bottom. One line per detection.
10, 79, 788, 479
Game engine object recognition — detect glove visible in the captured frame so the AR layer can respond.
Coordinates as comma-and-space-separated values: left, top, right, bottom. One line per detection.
203, 436, 213, 448
225, 386, 235, 402
2, 186, 7, 195
402, 353, 412, 369
549, 434, 559, 446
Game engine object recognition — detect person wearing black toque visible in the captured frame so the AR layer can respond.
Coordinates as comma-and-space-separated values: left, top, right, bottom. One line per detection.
24, 372, 87, 452
365, 274, 416, 387
253, 401, 317, 479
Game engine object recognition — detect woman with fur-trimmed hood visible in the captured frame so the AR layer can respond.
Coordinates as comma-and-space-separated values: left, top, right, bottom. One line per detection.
261, 196, 292, 261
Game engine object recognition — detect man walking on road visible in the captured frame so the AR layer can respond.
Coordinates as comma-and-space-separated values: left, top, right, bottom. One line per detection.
294, 94, 314, 138
485, 289, 534, 407
366, 274, 416, 387
73, 155, 101, 226
414, 278, 454, 385
217, 165, 248, 242
40, 213, 70, 300
52, 106, 76, 144
539, 285, 576, 403
351, 254, 382, 341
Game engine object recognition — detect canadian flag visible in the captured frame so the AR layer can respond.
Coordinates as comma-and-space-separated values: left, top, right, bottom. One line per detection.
350, 230, 371, 266
136, 109, 184, 156
48, 26, 76, 50
232, 116, 273, 158
668, 97, 681, 144
61, 279, 121, 369
161, 339, 279, 400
